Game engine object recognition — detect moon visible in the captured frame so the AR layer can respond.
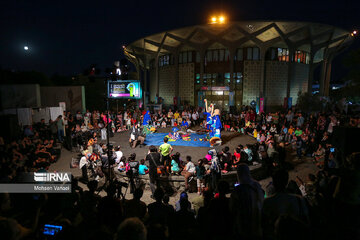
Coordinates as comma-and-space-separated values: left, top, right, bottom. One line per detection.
24, 46, 29, 51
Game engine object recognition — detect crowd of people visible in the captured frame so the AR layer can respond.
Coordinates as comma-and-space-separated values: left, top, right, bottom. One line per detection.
0, 104, 359, 239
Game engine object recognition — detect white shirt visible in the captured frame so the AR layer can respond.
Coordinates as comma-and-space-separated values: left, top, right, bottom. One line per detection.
192, 113, 198, 120
79, 156, 88, 169
185, 161, 196, 173
115, 150, 123, 164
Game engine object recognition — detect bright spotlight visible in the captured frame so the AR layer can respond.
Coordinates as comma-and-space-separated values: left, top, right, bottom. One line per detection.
211, 17, 217, 23
24, 46, 29, 51
351, 30, 358, 37
219, 16, 225, 23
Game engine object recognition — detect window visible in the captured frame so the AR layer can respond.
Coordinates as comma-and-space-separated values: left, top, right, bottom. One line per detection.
235, 72, 243, 85
213, 50, 218, 61
237, 48, 243, 61
206, 50, 213, 62
170, 55, 174, 65
211, 73, 216, 84
182, 51, 187, 63
225, 49, 230, 61
188, 51, 192, 63
293, 50, 310, 64
278, 48, 289, 62
219, 49, 225, 61
253, 47, 259, 60
247, 48, 253, 60
196, 52, 200, 63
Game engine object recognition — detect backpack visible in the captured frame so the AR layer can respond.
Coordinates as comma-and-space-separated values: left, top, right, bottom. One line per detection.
241, 151, 248, 162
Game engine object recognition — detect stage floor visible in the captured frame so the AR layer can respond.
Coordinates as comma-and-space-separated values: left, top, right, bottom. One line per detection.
144, 132, 211, 147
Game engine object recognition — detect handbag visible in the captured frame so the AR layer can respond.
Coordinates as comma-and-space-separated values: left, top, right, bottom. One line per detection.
149, 153, 164, 175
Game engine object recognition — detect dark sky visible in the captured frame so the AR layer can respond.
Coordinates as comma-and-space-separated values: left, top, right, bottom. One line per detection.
0, 0, 359, 79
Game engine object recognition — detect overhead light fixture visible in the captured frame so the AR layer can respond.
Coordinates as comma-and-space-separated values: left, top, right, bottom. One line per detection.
210, 15, 227, 24
219, 16, 225, 23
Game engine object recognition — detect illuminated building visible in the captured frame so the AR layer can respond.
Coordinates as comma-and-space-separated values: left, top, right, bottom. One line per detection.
125, 21, 353, 110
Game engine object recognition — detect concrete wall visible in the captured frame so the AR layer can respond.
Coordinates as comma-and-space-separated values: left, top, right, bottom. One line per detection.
149, 69, 156, 103
265, 61, 288, 106
0, 84, 41, 109
40, 86, 85, 113
243, 61, 261, 105
290, 63, 309, 104
158, 65, 176, 104
179, 63, 195, 105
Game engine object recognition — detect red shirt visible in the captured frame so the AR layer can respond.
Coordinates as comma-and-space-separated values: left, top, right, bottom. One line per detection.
234, 152, 241, 161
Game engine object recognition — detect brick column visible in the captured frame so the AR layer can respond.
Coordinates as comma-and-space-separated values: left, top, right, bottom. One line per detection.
287, 48, 295, 98
199, 50, 205, 84
319, 58, 327, 96
155, 56, 159, 96
174, 52, 179, 98
259, 47, 267, 98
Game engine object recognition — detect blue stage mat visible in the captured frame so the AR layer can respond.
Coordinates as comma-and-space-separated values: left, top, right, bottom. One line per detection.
144, 133, 210, 147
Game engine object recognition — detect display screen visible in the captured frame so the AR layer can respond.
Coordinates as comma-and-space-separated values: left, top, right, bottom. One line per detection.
108, 80, 142, 99
43, 224, 63, 236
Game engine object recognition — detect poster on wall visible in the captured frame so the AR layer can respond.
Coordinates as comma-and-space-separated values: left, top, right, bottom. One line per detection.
108, 80, 142, 99
288, 97, 292, 109
255, 98, 260, 114
229, 92, 235, 106
50, 107, 63, 121
59, 102, 66, 114
259, 98, 264, 113
198, 92, 205, 108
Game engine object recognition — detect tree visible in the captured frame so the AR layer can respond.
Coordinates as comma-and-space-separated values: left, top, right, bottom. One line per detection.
296, 92, 323, 113
342, 47, 360, 84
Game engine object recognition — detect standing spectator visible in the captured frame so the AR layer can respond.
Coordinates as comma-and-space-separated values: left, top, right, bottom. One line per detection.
56, 115, 64, 142
159, 137, 173, 173
209, 149, 221, 192
126, 153, 139, 194
297, 113, 304, 127
79, 151, 91, 183
230, 164, 264, 239
123, 188, 147, 221
262, 169, 309, 239
183, 156, 196, 192
285, 110, 294, 125
209, 181, 232, 239
148, 188, 173, 225
192, 111, 198, 126
146, 145, 161, 197
195, 159, 206, 195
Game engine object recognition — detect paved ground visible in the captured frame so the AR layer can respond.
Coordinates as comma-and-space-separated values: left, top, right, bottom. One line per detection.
49, 128, 319, 206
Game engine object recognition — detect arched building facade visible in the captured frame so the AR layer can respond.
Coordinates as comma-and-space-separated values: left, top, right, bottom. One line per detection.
125, 21, 353, 110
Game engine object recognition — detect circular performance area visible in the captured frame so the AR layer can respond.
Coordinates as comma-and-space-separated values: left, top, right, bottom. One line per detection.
125, 21, 352, 110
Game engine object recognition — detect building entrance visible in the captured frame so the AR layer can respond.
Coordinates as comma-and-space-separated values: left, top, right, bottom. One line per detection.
197, 86, 233, 111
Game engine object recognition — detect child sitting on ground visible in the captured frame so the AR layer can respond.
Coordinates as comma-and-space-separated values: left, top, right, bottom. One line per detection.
117, 156, 127, 172
196, 159, 206, 195
138, 159, 149, 175
171, 156, 180, 175
161, 120, 167, 128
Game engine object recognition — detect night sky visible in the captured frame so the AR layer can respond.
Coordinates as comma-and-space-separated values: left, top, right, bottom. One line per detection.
0, 0, 359, 80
